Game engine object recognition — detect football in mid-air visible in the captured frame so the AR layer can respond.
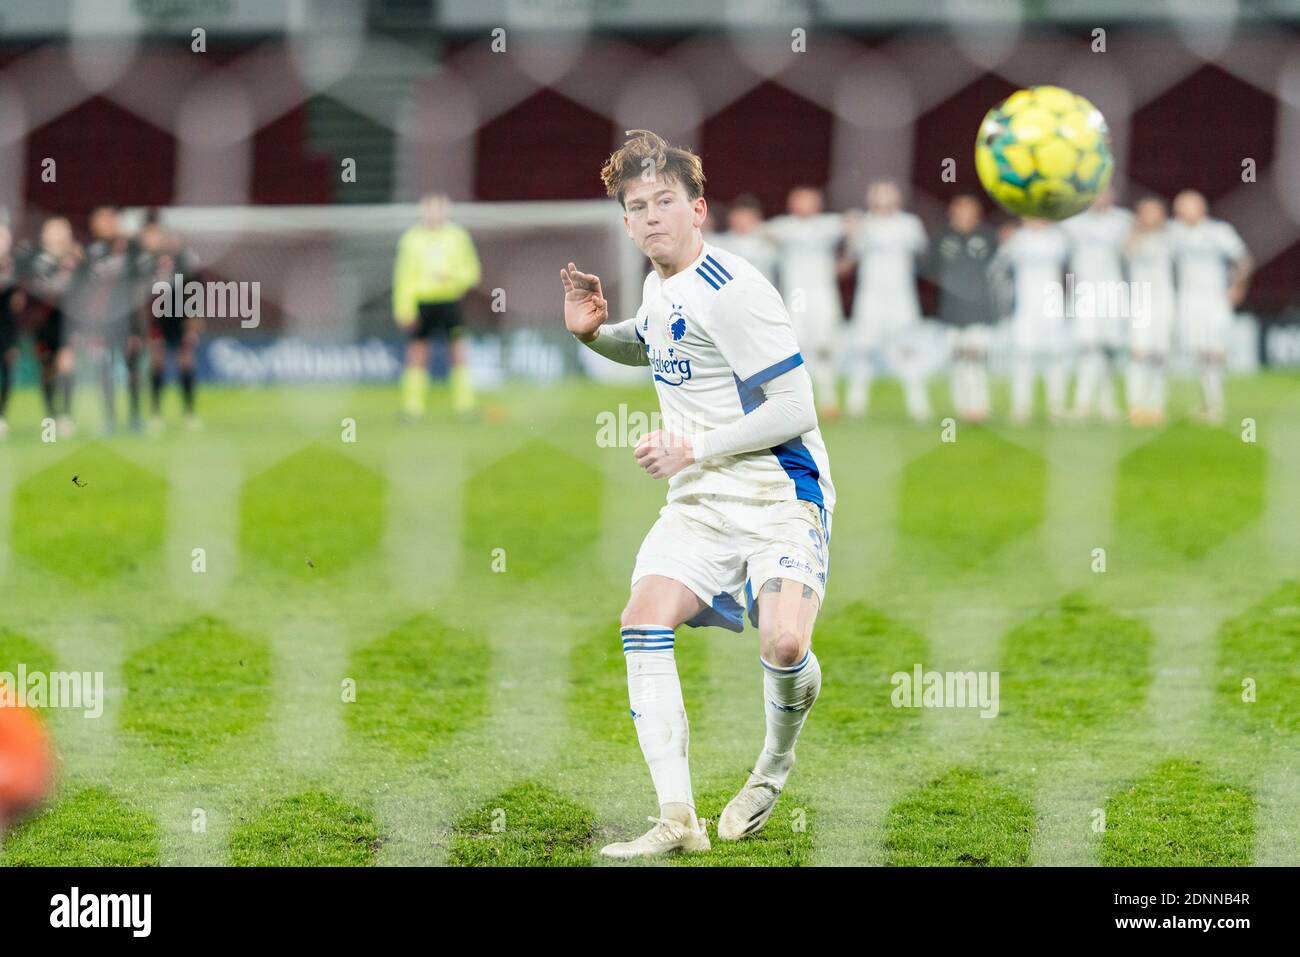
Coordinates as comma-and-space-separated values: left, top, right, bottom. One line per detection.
0, 701, 54, 831
975, 85, 1113, 221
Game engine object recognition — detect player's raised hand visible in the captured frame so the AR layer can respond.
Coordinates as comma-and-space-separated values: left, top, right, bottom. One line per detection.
561, 262, 608, 342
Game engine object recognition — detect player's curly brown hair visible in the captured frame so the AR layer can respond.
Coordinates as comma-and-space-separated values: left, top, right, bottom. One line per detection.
600, 129, 706, 208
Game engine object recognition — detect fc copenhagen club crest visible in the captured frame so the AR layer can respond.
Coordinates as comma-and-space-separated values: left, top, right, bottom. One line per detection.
666, 304, 687, 342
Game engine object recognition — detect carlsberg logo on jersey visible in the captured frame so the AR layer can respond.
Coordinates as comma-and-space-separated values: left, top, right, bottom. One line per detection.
648, 346, 693, 385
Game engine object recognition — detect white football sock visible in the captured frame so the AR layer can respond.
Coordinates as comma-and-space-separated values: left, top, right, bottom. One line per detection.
1201, 361, 1225, 417
1046, 354, 1068, 419
753, 649, 822, 788
1126, 359, 1145, 413
622, 626, 695, 823
810, 349, 839, 410
1073, 348, 1101, 416
903, 372, 931, 422
1096, 358, 1120, 419
973, 360, 991, 417
1150, 359, 1167, 413
1011, 355, 1034, 420
949, 360, 966, 416
846, 350, 872, 416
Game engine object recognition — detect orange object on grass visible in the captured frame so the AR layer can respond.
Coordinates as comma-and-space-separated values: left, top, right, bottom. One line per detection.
0, 694, 54, 820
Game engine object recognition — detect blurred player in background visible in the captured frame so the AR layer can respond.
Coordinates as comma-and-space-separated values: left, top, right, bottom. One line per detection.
1168, 190, 1251, 425
929, 195, 996, 422
765, 185, 847, 418
70, 206, 145, 434
1125, 197, 1176, 426
844, 180, 930, 422
20, 216, 81, 436
140, 219, 203, 430
392, 193, 482, 419
563, 130, 833, 859
992, 217, 1071, 424
1063, 186, 1133, 421
710, 194, 777, 285
0, 224, 24, 439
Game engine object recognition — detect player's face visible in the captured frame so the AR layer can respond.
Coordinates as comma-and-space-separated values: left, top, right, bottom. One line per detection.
622, 176, 705, 264
867, 183, 900, 213
140, 224, 163, 252
1174, 191, 1206, 224
420, 195, 449, 226
90, 208, 118, 240
41, 218, 72, 253
728, 208, 760, 233
1136, 199, 1166, 230
787, 188, 822, 217
950, 197, 981, 232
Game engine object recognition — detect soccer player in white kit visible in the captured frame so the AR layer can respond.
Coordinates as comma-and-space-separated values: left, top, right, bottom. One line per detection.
1062, 187, 1133, 421
990, 218, 1072, 424
843, 181, 930, 421
764, 185, 848, 418
1125, 197, 1177, 426
561, 130, 835, 859
711, 194, 778, 287
1167, 190, 1252, 424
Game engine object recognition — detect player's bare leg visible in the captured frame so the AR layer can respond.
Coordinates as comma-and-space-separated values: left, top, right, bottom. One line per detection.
600, 574, 712, 859
719, 577, 821, 840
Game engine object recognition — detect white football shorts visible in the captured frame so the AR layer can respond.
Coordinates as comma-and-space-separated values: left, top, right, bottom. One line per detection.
631, 495, 831, 633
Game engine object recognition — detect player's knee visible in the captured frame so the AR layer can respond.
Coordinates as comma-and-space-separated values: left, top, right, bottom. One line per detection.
620, 600, 660, 630
763, 625, 805, 668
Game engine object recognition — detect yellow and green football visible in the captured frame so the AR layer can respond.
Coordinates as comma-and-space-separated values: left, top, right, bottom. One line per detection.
975, 85, 1113, 221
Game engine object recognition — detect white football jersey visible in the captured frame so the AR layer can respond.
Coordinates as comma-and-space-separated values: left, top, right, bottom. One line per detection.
1167, 218, 1247, 295
1062, 206, 1133, 283
851, 211, 927, 295
1126, 228, 1176, 313
992, 225, 1070, 323
633, 241, 835, 511
764, 213, 844, 302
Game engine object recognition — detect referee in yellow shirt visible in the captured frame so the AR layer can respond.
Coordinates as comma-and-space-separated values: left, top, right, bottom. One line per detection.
392, 193, 482, 417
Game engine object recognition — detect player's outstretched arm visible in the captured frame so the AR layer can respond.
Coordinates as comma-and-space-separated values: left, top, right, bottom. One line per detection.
634, 364, 817, 481
562, 262, 648, 366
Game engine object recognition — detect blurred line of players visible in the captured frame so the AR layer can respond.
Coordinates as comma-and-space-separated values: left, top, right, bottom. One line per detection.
706, 184, 1251, 428
0, 206, 203, 441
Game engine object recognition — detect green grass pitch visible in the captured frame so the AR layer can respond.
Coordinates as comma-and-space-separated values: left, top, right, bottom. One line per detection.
0, 372, 1296, 866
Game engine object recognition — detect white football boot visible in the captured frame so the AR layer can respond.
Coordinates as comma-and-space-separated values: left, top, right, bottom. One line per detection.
718, 770, 785, 841
599, 815, 711, 860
